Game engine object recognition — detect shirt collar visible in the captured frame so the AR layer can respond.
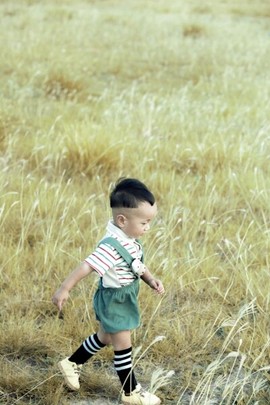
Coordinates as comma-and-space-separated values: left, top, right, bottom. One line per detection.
106, 220, 135, 242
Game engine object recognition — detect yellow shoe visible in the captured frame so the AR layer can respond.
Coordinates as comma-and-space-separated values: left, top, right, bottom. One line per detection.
58, 357, 82, 390
121, 384, 161, 405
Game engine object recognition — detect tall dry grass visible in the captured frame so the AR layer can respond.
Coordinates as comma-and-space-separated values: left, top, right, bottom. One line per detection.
1, 0, 270, 403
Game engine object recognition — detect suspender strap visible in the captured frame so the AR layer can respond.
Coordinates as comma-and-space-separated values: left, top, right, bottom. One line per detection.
99, 237, 134, 265
99, 237, 144, 265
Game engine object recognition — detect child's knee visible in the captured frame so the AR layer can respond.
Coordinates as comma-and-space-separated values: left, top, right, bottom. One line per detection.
97, 328, 112, 345
111, 330, 132, 350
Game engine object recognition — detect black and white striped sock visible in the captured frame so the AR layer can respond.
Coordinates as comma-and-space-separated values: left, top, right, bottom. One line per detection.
114, 347, 137, 394
68, 333, 106, 365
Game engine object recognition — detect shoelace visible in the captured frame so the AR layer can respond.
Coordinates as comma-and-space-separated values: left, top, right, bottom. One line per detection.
71, 364, 81, 375
134, 387, 147, 397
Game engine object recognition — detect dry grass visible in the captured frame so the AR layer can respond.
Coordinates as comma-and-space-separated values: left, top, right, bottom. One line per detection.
1, 0, 270, 403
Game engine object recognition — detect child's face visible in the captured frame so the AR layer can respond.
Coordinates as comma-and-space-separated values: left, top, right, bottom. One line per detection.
116, 202, 158, 239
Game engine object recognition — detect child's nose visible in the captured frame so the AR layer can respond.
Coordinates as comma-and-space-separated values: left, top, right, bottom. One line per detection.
145, 223, 150, 231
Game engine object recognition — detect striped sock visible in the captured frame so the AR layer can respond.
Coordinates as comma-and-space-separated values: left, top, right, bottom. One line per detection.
68, 333, 106, 365
114, 347, 137, 394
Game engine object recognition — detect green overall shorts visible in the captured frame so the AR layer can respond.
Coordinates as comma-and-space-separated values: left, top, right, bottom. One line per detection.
93, 237, 142, 333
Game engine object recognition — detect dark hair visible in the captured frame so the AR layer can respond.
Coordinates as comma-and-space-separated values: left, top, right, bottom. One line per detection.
110, 178, 155, 208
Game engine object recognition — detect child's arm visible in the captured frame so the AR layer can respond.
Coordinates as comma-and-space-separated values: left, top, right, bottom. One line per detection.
52, 261, 94, 311
141, 268, 165, 295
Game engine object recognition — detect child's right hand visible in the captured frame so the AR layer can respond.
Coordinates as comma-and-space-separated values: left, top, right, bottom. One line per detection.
52, 287, 69, 311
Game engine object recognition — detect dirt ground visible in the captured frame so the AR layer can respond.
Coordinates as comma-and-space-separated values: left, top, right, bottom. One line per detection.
70, 400, 119, 405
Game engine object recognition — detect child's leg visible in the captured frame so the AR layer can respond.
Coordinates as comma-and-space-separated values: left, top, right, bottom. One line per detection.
111, 330, 137, 394
112, 331, 161, 405
58, 325, 110, 391
69, 325, 110, 365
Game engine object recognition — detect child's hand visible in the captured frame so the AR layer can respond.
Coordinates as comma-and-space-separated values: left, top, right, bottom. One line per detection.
148, 279, 165, 295
52, 287, 69, 311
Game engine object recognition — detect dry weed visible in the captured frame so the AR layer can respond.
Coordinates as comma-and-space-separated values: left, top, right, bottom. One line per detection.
1, 0, 270, 404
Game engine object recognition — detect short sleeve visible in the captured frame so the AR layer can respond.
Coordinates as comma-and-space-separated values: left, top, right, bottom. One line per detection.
84, 243, 118, 277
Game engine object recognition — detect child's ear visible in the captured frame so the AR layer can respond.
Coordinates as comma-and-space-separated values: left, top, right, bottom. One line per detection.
116, 214, 126, 228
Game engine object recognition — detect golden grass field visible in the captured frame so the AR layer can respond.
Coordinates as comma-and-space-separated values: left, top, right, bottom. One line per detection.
1, 0, 270, 403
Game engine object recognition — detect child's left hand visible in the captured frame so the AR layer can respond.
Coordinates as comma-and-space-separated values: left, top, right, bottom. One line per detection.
148, 279, 165, 294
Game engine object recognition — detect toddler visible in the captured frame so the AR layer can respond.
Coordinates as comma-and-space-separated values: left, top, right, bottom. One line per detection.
52, 178, 164, 405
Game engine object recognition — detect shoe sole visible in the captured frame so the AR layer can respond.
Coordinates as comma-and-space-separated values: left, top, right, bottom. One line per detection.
58, 361, 80, 391
122, 399, 161, 405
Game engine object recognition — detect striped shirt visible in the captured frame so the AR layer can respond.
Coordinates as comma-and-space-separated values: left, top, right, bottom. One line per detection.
85, 221, 143, 288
